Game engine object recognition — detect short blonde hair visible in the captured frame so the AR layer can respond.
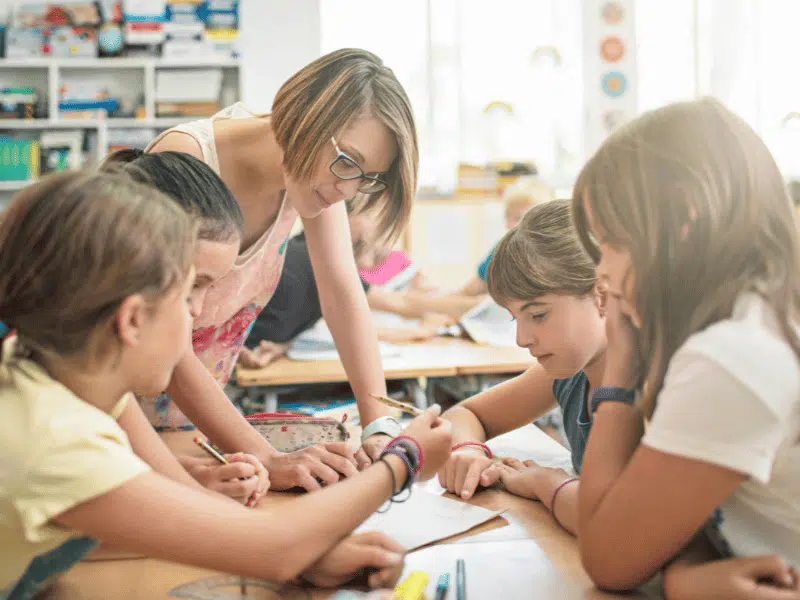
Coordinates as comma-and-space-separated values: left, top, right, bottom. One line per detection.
502, 176, 554, 217
271, 48, 418, 244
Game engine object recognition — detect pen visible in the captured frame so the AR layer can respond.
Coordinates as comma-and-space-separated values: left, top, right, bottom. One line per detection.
370, 393, 423, 417
456, 559, 465, 600
435, 573, 450, 600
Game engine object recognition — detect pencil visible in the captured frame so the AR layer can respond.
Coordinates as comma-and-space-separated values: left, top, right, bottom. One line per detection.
193, 436, 230, 465
370, 393, 423, 417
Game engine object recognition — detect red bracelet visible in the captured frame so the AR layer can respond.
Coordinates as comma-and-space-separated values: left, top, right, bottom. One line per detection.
451, 441, 492, 459
391, 435, 423, 475
550, 477, 579, 530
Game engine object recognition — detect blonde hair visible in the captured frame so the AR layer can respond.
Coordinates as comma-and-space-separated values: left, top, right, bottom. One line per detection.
502, 176, 555, 217
271, 48, 418, 244
0, 170, 197, 361
572, 97, 800, 411
487, 199, 596, 304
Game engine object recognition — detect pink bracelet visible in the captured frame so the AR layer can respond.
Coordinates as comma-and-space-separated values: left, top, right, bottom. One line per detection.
550, 477, 579, 530
451, 441, 493, 459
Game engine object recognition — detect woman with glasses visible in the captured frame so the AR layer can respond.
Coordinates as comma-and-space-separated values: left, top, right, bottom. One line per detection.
142, 48, 419, 494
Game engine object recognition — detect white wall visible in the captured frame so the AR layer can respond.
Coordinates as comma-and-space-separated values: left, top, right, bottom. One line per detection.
240, 0, 321, 111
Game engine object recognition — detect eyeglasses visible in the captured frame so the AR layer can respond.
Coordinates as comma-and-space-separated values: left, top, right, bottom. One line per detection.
329, 137, 388, 194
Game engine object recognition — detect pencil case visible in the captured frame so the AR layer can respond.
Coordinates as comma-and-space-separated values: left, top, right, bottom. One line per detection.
244, 413, 350, 452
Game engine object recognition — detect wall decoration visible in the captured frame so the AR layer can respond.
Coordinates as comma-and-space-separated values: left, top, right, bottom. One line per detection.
600, 36, 624, 63
583, 0, 636, 154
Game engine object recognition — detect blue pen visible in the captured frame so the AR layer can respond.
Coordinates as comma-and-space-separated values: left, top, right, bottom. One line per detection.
435, 573, 450, 600
456, 559, 466, 600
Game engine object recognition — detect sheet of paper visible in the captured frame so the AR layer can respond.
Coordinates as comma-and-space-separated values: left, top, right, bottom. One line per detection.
487, 424, 575, 473
354, 488, 504, 550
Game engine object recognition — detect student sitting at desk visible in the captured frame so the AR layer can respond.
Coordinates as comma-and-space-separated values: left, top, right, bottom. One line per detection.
0, 170, 454, 600
572, 98, 800, 593
436, 200, 798, 600
239, 206, 484, 369
457, 176, 554, 297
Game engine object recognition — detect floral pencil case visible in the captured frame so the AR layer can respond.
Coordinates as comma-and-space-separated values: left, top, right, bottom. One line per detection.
244, 413, 350, 452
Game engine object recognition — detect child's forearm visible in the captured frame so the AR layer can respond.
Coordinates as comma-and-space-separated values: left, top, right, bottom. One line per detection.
529, 470, 579, 535
56, 455, 407, 583
165, 351, 279, 464
442, 405, 488, 445
118, 396, 205, 490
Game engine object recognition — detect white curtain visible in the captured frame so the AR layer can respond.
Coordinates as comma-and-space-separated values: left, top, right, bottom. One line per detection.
321, 0, 800, 191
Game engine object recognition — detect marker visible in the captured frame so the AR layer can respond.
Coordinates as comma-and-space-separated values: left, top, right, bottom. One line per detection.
392, 571, 429, 600
456, 559, 466, 600
370, 393, 423, 417
435, 572, 450, 600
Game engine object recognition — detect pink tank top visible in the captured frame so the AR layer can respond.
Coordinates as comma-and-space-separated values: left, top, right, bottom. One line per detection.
141, 103, 298, 430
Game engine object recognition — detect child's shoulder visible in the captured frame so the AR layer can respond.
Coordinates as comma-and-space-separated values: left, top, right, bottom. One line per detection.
673, 293, 799, 410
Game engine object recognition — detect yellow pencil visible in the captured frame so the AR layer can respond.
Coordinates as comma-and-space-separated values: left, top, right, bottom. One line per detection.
370, 393, 423, 417
194, 436, 230, 465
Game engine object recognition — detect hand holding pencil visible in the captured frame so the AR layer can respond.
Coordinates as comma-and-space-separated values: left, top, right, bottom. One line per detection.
186, 437, 270, 507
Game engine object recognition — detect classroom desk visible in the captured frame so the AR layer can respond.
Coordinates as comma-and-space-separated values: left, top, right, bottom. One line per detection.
235, 337, 533, 386
52, 426, 660, 600
233, 337, 533, 412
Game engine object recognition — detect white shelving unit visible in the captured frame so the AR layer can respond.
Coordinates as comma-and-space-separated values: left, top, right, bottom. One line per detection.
0, 57, 241, 200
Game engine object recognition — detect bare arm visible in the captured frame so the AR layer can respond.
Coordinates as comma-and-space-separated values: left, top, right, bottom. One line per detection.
165, 349, 278, 465
458, 276, 487, 297
367, 288, 486, 320
55, 455, 408, 584
439, 364, 558, 499
117, 396, 206, 490
444, 363, 558, 444
304, 202, 390, 427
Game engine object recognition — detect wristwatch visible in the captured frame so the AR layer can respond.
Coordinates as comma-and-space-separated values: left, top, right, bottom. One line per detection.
590, 386, 637, 414
361, 416, 402, 442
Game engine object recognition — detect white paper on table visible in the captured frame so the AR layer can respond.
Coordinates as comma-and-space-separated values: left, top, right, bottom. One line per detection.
487, 424, 575, 474
354, 488, 504, 550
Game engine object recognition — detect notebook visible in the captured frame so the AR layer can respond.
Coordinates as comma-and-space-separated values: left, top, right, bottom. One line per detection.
288, 320, 403, 361
457, 297, 517, 348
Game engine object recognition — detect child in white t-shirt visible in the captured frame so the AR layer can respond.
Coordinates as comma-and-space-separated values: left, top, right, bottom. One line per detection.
572, 97, 800, 593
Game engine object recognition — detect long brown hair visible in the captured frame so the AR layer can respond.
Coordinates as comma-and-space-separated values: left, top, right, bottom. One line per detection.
271, 48, 418, 245
0, 170, 197, 361
572, 97, 800, 410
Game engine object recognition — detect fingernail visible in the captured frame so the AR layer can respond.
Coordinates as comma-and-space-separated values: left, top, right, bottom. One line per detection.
461, 491, 470, 499
386, 552, 403, 564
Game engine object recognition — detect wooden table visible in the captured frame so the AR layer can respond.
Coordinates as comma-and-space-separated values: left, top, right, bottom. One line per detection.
234, 338, 534, 411
51, 426, 660, 600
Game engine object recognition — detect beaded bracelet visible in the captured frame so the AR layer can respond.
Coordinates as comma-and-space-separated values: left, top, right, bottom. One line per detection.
550, 477, 579, 530
390, 435, 423, 475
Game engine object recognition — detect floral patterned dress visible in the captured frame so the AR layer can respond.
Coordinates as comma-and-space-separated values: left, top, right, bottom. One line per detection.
140, 104, 298, 430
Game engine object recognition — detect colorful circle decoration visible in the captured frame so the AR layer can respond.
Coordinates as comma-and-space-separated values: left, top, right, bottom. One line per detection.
600, 36, 625, 63
603, 110, 625, 131
601, 72, 627, 98
601, 1, 624, 25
